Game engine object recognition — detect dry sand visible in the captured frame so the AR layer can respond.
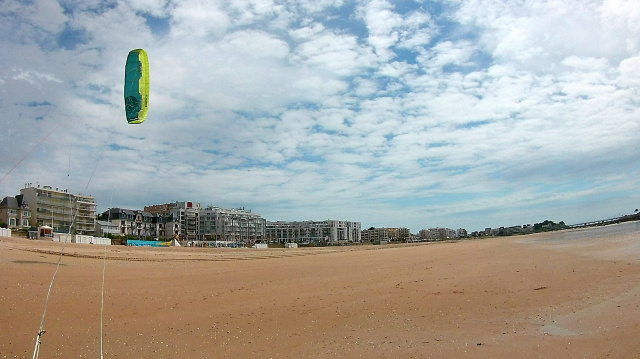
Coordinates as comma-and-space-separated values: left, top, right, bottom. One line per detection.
1, 222, 639, 358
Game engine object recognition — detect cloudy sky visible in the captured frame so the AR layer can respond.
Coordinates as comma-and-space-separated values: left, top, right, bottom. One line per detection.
1, 0, 639, 232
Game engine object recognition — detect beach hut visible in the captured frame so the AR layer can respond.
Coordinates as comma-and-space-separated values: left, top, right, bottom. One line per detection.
37, 225, 53, 240
0, 227, 11, 237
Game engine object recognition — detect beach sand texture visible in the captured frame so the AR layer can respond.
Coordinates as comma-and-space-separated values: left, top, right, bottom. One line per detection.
1, 222, 639, 358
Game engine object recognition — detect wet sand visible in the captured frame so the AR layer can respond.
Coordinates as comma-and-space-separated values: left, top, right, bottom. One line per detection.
1, 222, 639, 358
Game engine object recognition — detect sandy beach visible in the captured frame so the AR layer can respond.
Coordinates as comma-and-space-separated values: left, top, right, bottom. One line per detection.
1, 222, 639, 358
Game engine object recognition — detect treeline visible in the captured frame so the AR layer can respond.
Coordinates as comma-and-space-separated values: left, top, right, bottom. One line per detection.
532, 220, 567, 232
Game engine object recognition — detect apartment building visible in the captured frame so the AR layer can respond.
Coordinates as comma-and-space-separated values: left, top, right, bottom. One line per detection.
20, 184, 96, 235
199, 206, 266, 244
361, 227, 412, 243
419, 227, 459, 240
145, 201, 200, 242
396, 227, 411, 241
266, 220, 361, 244
361, 227, 390, 243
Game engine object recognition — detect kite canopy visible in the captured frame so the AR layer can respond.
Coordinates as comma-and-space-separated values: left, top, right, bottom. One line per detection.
124, 49, 149, 124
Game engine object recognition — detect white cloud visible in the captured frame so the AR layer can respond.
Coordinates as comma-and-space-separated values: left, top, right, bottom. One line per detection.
169, 0, 230, 39
292, 30, 375, 76
288, 23, 325, 42
455, 0, 640, 71
126, 0, 171, 16
220, 30, 290, 59
618, 56, 640, 87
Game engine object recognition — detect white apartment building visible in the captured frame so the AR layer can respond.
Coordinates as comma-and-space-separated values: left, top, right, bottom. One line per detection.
20, 184, 96, 235
199, 206, 266, 244
266, 220, 361, 244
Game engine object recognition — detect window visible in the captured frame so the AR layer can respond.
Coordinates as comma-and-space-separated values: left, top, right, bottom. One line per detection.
23, 211, 31, 218
23, 219, 29, 227
9, 218, 16, 226
9, 209, 17, 215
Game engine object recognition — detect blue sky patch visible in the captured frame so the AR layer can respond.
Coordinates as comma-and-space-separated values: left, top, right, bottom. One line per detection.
57, 25, 90, 50
142, 13, 171, 37
109, 143, 132, 151
25, 101, 53, 107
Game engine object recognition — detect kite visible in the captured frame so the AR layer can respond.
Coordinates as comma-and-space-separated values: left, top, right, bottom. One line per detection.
124, 49, 149, 124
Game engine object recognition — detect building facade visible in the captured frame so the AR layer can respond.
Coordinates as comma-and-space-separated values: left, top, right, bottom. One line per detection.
20, 184, 96, 235
145, 201, 200, 242
100, 208, 159, 238
95, 220, 120, 237
361, 227, 390, 243
361, 227, 411, 243
199, 206, 266, 244
0, 195, 31, 229
419, 227, 463, 241
266, 220, 361, 244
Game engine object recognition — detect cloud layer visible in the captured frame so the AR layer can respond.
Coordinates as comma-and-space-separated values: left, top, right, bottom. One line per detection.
1, 0, 639, 231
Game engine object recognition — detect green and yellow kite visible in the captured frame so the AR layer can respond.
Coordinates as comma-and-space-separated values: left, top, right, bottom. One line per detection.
124, 49, 149, 124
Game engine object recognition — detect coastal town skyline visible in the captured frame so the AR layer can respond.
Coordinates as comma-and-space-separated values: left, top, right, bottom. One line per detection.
2, 181, 637, 237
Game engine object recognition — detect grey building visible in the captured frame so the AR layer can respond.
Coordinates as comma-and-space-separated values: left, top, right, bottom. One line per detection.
0, 195, 31, 229
145, 201, 200, 242
100, 208, 158, 238
199, 206, 266, 244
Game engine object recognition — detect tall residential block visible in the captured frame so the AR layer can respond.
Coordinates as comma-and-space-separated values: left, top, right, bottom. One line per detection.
145, 201, 200, 242
199, 206, 266, 244
20, 184, 96, 235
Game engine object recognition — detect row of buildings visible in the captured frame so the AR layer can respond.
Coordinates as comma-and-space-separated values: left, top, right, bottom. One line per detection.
1, 183, 472, 246
0, 184, 96, 235
0, 184, 364, 245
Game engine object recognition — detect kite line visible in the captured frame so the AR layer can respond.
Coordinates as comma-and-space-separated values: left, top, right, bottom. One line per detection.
100, 243, 107, 359
32, 237, 67, 359
30, 48, 149, 357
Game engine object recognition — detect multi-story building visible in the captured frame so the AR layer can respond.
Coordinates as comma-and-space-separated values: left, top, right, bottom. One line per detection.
362, 227, 412, 243
266, 220, 361, 244
94, 220, 120, 237
99, 208, 157, 238
0, 195, 31, 229
361, 227, 389, 243
20, 184, 96, 235
397, 227, 411, 241
419, 227, 459, 241
145, 201, 200, 242
199, 206, 266, 244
